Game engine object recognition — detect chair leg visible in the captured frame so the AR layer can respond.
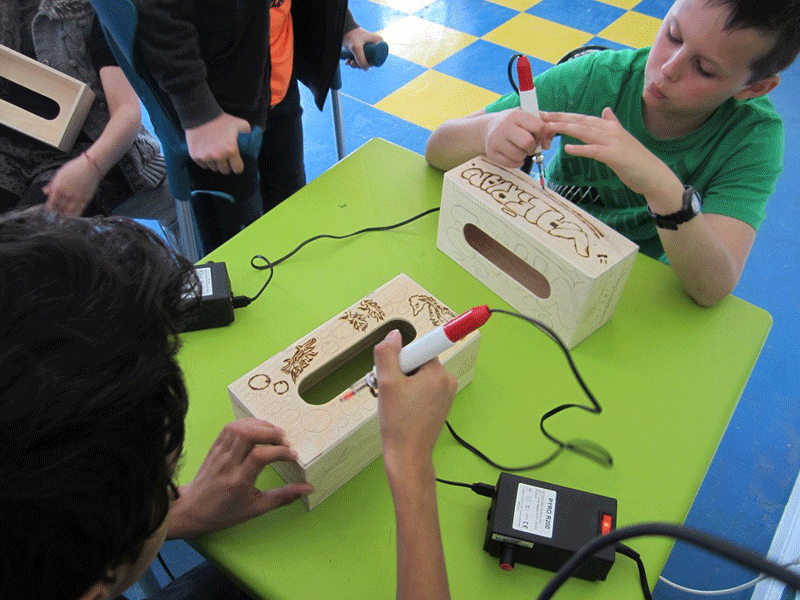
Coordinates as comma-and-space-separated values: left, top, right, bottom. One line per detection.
175, 199, 203, 262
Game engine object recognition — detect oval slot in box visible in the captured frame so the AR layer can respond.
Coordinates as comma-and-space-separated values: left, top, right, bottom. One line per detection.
298, 319, 417, 406
463, 222, 551, 299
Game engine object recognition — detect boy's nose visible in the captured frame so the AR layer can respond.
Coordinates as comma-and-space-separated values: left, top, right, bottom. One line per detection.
661, 54, 682, 81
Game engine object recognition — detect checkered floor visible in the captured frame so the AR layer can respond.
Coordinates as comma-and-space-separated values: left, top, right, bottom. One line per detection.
301, 0, 675, 181
130, 0, 800, 597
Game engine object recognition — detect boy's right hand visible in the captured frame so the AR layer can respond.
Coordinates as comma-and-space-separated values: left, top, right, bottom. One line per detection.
374, 330, 458, 482
483, 108, 553, 169
186, 112, 252, 175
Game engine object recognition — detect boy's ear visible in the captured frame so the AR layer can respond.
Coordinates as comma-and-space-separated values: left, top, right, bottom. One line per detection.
734, 75, 780, 100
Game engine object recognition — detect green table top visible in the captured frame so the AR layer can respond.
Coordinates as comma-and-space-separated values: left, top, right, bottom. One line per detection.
176, 138, 771, 600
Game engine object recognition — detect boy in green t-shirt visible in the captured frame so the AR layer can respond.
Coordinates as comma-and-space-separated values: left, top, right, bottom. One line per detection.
426, 0, 800, 307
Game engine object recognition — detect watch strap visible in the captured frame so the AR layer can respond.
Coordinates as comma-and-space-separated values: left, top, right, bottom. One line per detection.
648, 185, 702, 230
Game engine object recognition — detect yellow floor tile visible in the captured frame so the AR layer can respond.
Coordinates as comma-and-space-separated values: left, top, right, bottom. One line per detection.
379, 15, 477, 68
375, 70, 500, 130
597, 0, 645, 10
484, 13, 594, 64
369, 0, 434, 13
489, 0, 541, 11
599, 11, 662, 48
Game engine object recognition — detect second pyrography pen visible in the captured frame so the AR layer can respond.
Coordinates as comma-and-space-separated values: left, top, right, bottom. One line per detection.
343, 305, 492, 399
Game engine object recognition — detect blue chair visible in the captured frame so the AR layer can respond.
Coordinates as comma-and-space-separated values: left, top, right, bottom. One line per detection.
89, 0, 263, 261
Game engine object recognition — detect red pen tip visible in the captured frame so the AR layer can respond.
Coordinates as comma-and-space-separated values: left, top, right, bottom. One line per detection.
516, 55, 534, 92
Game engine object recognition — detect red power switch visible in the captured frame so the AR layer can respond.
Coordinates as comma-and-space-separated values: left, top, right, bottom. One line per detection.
600, 514, 613, 535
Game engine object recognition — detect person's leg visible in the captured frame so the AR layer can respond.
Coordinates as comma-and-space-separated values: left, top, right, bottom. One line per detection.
259, 76, 306, 213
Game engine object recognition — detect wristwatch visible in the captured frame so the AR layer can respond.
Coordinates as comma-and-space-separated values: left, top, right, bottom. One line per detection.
647, 185, 703, 230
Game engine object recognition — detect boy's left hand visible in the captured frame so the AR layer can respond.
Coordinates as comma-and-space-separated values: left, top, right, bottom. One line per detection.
543, 108, 676, 199
167, 418, 314, 539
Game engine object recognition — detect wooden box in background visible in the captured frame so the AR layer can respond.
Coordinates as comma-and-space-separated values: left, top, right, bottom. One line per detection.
0, 44, 95, 151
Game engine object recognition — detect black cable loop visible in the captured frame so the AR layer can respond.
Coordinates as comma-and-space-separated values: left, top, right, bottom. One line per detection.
246, 207, 440, 303
444, 308, 612, 471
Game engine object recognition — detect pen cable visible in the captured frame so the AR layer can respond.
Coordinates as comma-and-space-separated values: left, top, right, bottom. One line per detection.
443, 308, 613, 472
507, 53, 525, 95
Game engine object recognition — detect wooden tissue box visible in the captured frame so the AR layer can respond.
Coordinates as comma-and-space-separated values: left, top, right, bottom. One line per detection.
436, 156, 638, 348
0, 44, 95, 151
228, 273, 482, 510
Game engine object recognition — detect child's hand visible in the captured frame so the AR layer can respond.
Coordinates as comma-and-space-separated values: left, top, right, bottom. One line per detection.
342, 27, 384, 70
167, 418, 314, 539
185, 112, 252, 175
543, 108, 675, 198
43, 156, 101, 216
374, 330, 457, 481
483, 109, 553, 169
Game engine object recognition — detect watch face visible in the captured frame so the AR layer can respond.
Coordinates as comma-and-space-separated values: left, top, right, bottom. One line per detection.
690, 194, 702, 214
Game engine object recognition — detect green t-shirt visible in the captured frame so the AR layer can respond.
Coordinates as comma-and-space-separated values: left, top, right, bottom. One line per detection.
486, 47, 784, 260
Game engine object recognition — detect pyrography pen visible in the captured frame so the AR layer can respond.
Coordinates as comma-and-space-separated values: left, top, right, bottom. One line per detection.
343, 305, 492, 399
516, 55, 546, 188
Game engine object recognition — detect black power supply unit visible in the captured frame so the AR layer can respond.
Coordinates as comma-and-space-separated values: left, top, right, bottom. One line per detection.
484, 473, 617, 581
182, 261, 235, 332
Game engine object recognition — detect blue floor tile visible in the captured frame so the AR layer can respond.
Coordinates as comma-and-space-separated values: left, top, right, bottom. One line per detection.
415, 0, 519, 37
633, 0, 673, 20
339, 54, 428, 105
347, 0, 410, 33
338, 94, 433, 158
434, 40, 551, 96
300, 84, 432, 182
527, 0, 627, 35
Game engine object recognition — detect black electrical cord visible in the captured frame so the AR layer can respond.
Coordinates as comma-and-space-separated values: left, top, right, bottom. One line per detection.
436, 477, 496, 498
616, 543, 652, 600
507, 52, 524, 95
238, 207, 441, 306
444, 308, 613, 471
536, 523, 800, 600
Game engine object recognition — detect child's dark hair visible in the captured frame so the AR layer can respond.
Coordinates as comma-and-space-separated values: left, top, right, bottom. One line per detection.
0, 210, 200, 600
709, 0, 800, 81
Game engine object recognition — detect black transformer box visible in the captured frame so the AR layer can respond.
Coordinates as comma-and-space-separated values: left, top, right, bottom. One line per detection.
484, 473, 617, 581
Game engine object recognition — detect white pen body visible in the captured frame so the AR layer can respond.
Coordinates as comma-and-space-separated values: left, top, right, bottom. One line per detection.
398, 326, 452, 373
365, 325, 452, 390
519, 88, 543, 153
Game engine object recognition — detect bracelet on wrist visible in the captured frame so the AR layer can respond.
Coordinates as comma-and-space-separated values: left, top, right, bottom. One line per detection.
82, 151, 103, 178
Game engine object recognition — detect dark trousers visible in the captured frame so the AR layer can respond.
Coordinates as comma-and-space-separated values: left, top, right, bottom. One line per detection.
189, 76, 307, 253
